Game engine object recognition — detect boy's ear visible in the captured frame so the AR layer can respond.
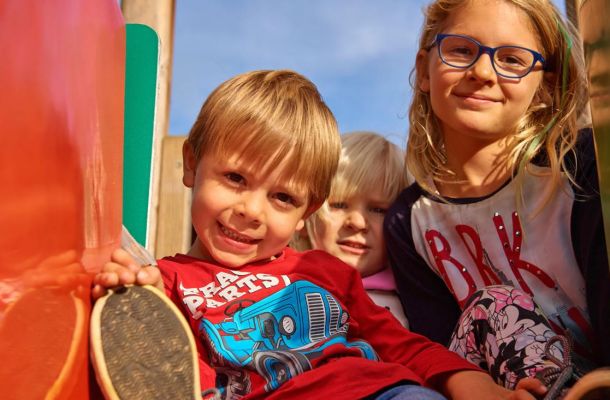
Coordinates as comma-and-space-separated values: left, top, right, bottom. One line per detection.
182, 141, 197, 188
416, 49, 431, 93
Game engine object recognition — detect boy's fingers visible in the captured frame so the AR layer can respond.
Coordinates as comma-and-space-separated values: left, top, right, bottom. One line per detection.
110, 248, 140, 270
516, 377, 547, 396
136, 265, 161, 286
91, 284, 109, 300
102, 261, 138, 283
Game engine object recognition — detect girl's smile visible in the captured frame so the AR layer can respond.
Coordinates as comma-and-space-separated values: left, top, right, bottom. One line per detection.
419, 0, 544, 146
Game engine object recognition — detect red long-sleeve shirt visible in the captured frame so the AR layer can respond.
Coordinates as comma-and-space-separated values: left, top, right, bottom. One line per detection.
159, 248, 480, 399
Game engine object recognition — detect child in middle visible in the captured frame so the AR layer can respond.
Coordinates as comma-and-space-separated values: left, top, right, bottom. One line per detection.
304, 131, 410, 327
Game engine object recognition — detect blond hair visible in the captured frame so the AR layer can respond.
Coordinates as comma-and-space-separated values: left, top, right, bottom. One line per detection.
408, 0, 588, 208
298, 132, 408, 250
186, 70, 341, 209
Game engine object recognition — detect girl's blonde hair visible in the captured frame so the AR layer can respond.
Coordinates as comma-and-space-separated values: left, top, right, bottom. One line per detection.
297, 132, 408, 250
187, 70, 341, 210
408, 0, 588, 208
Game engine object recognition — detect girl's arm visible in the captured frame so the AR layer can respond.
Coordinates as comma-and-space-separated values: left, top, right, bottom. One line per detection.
570, 128, 610, 364
383, 186, 462, 345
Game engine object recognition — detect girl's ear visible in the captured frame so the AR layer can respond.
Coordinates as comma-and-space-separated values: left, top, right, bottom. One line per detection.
416, 49, 431, 93
182, 141, 197, 188
533, 71, 556, 107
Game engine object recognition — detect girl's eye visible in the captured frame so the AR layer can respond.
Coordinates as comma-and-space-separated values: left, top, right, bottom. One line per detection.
369, 207, 387, 215
447, 45, 474, 59
329, 202, 348, 210
225, 172, 245, 185
498, 55, 527, 67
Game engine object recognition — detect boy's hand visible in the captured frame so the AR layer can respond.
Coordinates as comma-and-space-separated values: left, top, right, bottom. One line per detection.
437, 370, 547, 400
514, 377, 548, 398
91, 248, 163, 299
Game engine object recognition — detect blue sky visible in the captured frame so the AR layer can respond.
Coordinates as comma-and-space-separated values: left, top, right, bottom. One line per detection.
169, 0, 566, 148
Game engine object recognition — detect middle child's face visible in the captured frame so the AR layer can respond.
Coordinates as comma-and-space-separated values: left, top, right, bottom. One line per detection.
311, 189, 390, 278
183, 145, 310, 268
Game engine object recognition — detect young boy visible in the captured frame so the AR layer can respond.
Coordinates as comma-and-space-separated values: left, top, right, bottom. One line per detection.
92, 70, 545, 400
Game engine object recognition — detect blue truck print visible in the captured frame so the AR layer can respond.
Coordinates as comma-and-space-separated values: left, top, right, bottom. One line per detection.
200, 281, 377, 393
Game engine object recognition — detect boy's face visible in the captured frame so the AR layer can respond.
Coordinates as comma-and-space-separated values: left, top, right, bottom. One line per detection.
183, 144, 310, 268
311, 188, 389, 278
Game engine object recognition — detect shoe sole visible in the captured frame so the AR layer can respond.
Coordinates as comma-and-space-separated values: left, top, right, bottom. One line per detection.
90, 285, 201, 400
564, 368, 610, 400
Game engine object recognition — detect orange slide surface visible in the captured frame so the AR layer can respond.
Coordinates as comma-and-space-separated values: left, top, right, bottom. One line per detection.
0, 0, 125, 398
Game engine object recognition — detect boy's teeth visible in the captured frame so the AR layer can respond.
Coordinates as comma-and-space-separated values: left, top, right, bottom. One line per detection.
220, 225, 257, 243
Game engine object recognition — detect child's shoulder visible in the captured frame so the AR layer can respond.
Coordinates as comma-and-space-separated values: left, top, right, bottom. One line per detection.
285, 248, 356, 273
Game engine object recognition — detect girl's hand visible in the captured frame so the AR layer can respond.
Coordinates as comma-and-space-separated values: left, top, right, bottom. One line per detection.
91, 248, 163, 299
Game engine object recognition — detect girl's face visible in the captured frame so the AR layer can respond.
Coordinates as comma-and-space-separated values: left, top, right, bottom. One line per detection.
311, 188, 390, 277
419, 0, 545, 150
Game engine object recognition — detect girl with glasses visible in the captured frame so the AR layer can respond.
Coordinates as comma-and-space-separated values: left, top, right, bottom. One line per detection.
385, 0, 609, 396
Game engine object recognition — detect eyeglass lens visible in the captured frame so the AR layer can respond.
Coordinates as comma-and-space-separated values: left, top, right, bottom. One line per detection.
439, 35, 535, 78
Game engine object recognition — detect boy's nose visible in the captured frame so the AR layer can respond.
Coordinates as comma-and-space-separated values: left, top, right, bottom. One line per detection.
235, 191, 265, 224
345, 210, 368, 232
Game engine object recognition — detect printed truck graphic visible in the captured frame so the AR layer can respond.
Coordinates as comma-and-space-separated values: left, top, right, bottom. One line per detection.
201, 281, 377, 392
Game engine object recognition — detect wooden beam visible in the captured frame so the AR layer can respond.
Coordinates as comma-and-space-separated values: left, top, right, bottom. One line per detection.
155, 136, 192, 258
121, 0, 175, 253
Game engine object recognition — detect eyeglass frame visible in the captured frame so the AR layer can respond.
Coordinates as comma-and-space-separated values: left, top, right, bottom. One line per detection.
429, 33, 547, 79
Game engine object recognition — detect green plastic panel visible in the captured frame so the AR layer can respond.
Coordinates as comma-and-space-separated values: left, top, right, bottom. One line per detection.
122, 23, 159, 247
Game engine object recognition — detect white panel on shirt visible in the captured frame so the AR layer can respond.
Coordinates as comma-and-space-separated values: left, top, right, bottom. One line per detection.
410, 166, 591, 347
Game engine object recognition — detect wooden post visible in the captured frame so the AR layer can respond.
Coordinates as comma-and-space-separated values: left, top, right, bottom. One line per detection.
121, 0, 175, 253
156, 135, 192, 257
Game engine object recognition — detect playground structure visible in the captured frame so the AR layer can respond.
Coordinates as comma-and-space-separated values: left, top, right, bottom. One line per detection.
0, 0, 608, 398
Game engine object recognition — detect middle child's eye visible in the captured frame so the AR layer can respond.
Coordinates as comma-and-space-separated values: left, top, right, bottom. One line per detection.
329, 202, 348, 210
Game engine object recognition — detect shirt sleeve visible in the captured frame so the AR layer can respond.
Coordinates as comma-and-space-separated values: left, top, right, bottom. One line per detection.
570, 128, 610, 365
342, 265, 480, 386
384, 187, 462, 346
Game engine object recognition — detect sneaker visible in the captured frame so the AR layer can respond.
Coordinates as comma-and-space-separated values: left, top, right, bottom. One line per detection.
90, 284, 201, 400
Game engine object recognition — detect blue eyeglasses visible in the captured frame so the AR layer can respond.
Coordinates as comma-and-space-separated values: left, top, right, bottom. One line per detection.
431, 33, 547, 79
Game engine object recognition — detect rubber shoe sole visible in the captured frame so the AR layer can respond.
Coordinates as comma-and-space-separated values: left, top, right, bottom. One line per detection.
90, 285, 201, 400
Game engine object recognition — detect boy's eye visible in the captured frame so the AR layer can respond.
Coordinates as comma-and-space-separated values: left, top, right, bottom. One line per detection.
225, 172, 245, 185
274, 192, 297, 207
329, 202, 348, 210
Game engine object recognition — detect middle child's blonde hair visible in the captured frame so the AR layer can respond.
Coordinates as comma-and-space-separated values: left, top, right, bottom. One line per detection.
298, 132, 408, 250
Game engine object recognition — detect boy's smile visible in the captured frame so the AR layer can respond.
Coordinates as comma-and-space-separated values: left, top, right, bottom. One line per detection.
183, 145, 310, 268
